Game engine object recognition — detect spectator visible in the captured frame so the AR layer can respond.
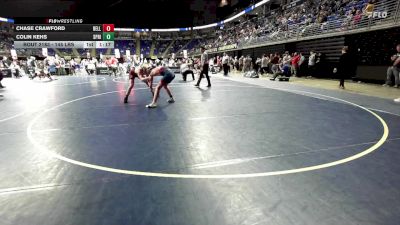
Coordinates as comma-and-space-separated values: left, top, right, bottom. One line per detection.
239, 56, 244, 71
243, 55, 252, 73
364, 0, 375, 17
234, 56, 239, 71
87, 57, 97, 75
315, 52, 325, 77
298, 53, 306, 77
308, 50, 316, 77
1, 56, 10, 69
291, 52, 301, 77
336, 46, 352, 89
9, 60, 22, 78
383, 44, 400, 88
0, 63, 4, 88
270, 53, 281, 74
69, 59, 76, 75
352, 10, 363, 28
282, 51, 292, 67
180, 60, 195, 81
255, 57, 261, 74
222, 53, 230, 76
216, 56, 222, 72
270, 62, 291, 81
260, 54, 269, 75
229, 56, 234, 73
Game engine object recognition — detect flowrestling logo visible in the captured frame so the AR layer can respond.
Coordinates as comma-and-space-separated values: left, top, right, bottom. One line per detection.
47, 19, 84, 24
368, 11, 388, 19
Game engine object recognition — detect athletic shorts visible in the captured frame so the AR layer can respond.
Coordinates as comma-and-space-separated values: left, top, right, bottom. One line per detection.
161, 70, 175, 84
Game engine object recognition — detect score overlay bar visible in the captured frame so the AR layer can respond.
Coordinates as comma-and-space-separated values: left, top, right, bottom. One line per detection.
14, 24, 104, 32
14, 32, 106, 41
13, 41, 114, 49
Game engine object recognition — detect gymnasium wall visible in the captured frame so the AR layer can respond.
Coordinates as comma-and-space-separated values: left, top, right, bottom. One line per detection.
218, 27, 400, 81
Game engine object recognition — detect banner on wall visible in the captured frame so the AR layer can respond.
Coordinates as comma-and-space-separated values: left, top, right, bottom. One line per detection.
206, 48, 218, 53
183, 50, 188, 58
42, 48, 48, 57
218, 43, 237, 51
206, 44, 238, 54
282, 0, 305, 10
115, 49, 121, 58
10, 49, 17, 59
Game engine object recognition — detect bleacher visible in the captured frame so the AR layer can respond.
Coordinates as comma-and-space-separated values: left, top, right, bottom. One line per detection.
47, 48, 56, 56
170, 39, 188, 54
140, 40, 152, 57
75, 49, 87, 57
96, 49, 108, 57
185, 39, 202, 53
115, 40, 135, 52
58, 49, 73, 57
154, 40, 170, 57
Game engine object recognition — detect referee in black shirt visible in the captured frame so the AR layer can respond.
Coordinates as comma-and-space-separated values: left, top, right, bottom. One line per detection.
195, 46, 211, 87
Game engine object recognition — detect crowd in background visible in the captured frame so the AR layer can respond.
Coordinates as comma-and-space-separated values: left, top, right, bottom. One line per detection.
193, 50, 325, 79
195, 0, 378, 53
197, 42, 399, 90
0, 52, 201, 81
0, 55, 123, 79
0, 26, 13, 55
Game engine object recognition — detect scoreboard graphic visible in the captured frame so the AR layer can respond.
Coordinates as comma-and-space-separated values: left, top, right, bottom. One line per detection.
13, 19, 114, 49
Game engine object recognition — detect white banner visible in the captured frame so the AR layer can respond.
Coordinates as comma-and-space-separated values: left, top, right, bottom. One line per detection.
115, 49, 121, 58
218, 43, 237, 51
42, 48, 48, 57
126, 50, 131, 57
10, 49, 17, 59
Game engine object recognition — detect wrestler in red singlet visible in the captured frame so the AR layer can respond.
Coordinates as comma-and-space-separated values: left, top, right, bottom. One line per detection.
124, 67, 152, 103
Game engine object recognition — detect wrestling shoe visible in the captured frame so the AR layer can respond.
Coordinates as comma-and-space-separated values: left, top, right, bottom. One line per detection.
167, 98, 175, 103
146, 103, 157, 108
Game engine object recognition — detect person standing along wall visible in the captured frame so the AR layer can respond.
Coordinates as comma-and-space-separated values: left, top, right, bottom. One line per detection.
336, 46, 352, 89
291, 52, 300, 77
298, 53, 306, 77
308, 51, 316, 77
383, 44, 400, 88
0, 63, 4, 88
260, 54, 269, 75
222, 53, 229, 76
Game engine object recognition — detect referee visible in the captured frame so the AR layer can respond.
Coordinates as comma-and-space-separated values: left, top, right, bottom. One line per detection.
195, 46, 211, 87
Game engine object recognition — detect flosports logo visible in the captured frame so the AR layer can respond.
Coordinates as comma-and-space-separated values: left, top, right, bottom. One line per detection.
368, 11, 388, 19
